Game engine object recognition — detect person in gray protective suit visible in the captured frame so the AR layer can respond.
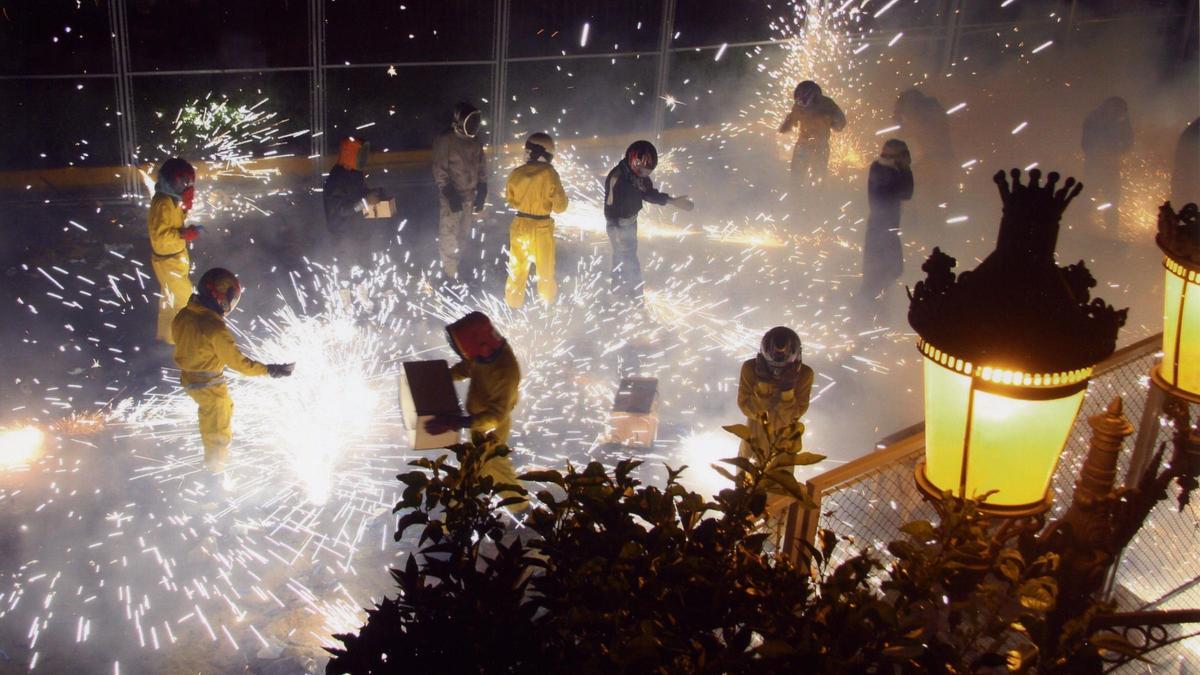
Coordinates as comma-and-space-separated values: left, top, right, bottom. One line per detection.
432, 101, 489, 280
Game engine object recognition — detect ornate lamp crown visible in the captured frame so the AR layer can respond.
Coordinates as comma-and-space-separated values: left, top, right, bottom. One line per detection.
909, 169, 1128, 374
1157, 201, 1200, 267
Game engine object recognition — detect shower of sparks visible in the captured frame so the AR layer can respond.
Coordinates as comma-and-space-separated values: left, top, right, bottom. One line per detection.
136, 96, 300, 220
720, 0, 876, 179
6, 0, 1185, 671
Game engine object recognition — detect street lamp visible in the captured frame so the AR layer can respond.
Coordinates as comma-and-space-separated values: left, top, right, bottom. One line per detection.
1154, 202, 1200, 401
908, 169, 1127, 515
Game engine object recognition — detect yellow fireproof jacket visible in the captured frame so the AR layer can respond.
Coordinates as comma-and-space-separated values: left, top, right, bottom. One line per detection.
148, 193, 188, 256
148, 193, 193, 343
172, 299, 269, 384
505, 162, 568, 217
737, 359, 814, 455
450, 342, 521, 444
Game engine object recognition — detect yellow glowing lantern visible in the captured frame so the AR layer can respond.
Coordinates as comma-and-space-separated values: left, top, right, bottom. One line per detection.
908, 169, 1127, 515
1154, 202, 1200, 401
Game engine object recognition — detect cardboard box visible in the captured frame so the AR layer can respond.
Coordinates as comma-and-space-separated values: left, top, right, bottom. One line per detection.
365, 198, 396, 219
609, 376, 659, 448
399, 359, 463, 450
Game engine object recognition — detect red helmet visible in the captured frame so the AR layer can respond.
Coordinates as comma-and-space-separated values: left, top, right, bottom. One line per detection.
446, 312, 505, 362
198, 268, 242, 315
158, 157, 195, 195
338, 137, 368, 171
625, 140, 658, 177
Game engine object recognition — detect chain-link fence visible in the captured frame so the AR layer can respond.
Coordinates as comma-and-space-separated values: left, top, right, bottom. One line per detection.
781, 334, 1200, 670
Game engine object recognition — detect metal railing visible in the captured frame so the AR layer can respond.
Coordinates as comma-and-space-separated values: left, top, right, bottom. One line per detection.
778, 333, 1200, 670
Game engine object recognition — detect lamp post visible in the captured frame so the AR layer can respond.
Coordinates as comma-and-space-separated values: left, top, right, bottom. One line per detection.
907, 169, 1128, 516
1153, 202, 1200, 401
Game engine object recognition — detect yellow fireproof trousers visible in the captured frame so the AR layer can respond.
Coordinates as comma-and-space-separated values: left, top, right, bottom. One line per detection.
185, 381, 234, 472
504, 217, 557, 308
152, 252, 192, 344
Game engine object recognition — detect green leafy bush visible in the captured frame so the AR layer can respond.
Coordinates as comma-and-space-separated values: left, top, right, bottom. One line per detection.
327, 421, 1129, 674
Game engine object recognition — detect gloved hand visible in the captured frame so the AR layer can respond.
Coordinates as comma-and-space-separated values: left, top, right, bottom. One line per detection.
669, 196, 695, 212
267, 363, 295, 378
472, 182, 487, 214
442, 184, 463, 213
181, 224, 206, 241
424, 414, 471, 435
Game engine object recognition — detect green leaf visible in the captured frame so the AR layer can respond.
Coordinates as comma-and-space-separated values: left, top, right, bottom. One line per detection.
394, 510, 428, 538
899, 520, 936, 542
397, 471, 429, 487
517, 470, 565, 486
1017, 579, 1056, 611
882, 643, 924, 659
710, 464, 740, 484
717, 456, 755, 473
790, 451, 825, 466
722, 424, 752, 441
752, 640, 796, 658
762, 468, 813, 505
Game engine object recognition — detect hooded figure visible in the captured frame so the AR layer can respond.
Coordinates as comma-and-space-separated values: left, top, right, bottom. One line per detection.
603, 140, 693, 304
893, 89, 955, 201
504, 132, 568, 308
432, 102, 489, 280
424, 312, 525, 510
172, 268, 293, 478
323, 137, 379, 258
1081, 97, 1133, 231
148, 157, 203, 344
860, 139, 914, 302
737, 327, 814, 480
1172, 117, 1199, 207
779, 80, 847, 185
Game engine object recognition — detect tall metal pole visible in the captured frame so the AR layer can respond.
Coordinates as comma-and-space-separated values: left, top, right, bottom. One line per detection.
490, 0, 511, 152
938, 0, 965, 74
650, 0, 677, 139
309, 0, 327, 178
107, 0, 138, 198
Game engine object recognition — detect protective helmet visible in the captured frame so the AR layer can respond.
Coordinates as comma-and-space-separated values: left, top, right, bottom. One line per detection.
157, 157, 195, 195
452, 101, 482, 138
759, 326, 801, 373
893, 88, 925, 123
793, 80, 822, 107
881, 138, 910, 164
446, 312, 505, 362
625, 140, 658, 177
338, 137, 369, 171
525, 132, 555, 162
198, 268, 242, 315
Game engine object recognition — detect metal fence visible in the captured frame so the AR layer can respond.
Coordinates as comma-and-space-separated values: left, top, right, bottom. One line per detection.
0, 0, 1193, 202
780, 333, 1200, 670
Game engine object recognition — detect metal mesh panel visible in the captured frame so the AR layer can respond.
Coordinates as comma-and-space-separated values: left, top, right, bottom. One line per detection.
804, 338, 1199, 667
813, 451, 937, 569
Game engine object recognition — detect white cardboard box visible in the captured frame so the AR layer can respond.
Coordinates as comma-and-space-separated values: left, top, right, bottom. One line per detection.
365, 198, 396, 219
608, 377, 659, 448
399, 359, 462, 450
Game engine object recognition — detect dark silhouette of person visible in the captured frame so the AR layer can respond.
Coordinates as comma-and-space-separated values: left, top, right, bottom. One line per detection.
1081, 97, 1133, 233
893, 89, 955, 204
860, 139, 914, 303
1172, 117, 1199, 208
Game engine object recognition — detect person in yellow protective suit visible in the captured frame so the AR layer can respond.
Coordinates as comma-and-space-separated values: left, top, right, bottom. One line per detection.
737, 327, 814, 472
425, 312, 525, 510
173, 268, 294, 478
504, 132, 568, 308
148, 158, 204, 344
